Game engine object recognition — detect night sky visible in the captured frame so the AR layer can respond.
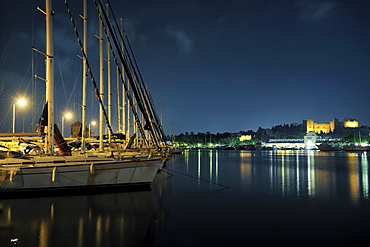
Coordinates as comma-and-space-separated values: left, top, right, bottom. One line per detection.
1, 0, 370, 135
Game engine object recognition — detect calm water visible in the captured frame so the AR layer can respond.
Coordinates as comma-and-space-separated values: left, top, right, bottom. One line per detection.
1, 150, 370, 246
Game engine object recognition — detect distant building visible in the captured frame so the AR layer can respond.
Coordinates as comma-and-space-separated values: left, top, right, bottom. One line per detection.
343, 118, 359, 128
304, 119, 335, 134
238, 135, 252, 142
303, 118, 359, 133
238, 130, 255, 142
304, 131, 317, 148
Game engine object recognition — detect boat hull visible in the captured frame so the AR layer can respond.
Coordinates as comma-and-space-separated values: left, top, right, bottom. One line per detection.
317, 142, 343, 151
0, 157, 165, 195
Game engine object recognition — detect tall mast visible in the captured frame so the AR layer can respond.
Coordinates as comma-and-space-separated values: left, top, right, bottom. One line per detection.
98, 4, 104, 152
81, 0, 87, 152
116, 63, 121, 133
116, 65, 121, 134
120, 18, 126, 138
45, 0, 54, 155
134, 88, 138, 147
106, 3, 112, 145
31, 6, 36, 132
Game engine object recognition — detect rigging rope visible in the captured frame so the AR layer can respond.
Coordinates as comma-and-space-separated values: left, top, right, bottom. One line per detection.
64, 0, 168, 150
64, 0, 115, 138
93, 0, 150, 147
105, 0, 168, 146
94, 0, 164, 148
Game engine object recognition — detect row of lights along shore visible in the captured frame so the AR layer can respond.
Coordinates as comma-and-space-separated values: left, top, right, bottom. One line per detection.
12, 98, 97, 136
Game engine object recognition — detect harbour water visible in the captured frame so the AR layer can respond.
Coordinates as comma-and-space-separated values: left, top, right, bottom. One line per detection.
1, 149, 370, 246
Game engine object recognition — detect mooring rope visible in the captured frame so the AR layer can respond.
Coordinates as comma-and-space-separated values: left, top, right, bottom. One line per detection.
160, 167, 230, 189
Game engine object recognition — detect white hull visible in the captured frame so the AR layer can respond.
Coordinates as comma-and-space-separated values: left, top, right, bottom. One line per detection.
0, 156, 165, 194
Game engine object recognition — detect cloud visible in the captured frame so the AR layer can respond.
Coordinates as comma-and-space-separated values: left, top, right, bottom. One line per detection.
166, 27, 194, 54
295, 0, 337, 22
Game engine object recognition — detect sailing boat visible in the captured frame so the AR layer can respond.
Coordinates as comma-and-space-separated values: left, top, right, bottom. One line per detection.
0, 0, 167, 195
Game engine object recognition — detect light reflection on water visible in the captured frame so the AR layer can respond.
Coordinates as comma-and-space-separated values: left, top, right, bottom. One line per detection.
183, 149, 370, 205
167, 149, 370, 246
362, 152, 369, 198
0, 191, 164, 247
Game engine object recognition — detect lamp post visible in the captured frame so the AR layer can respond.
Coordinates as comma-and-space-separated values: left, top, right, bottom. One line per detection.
12, 98, 26, 133
89, 120, 97, 138
62, 112, 72, 136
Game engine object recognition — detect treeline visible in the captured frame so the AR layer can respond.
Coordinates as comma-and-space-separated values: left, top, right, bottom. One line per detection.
171, 123, 370, 146
170, 131, 258, 146
255, 124, 305, 142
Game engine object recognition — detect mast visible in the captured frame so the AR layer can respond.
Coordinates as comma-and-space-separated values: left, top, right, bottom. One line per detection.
45, 0, 54, 155
93, 0, 167, 149
31, 10, 36, 132
116, 17, 122, 135
120, 18, 126, 138
116, 64, 121, 133
81, 0, 87, 152
134, 81, 138, 147
98, 4, 104, 152
127, 78, 131, 144
106, 3, 112, 145
160, 101, 163, 128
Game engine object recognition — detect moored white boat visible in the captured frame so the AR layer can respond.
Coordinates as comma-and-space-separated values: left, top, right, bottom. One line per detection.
0, 0, 169, 195
0, 155, 165, 194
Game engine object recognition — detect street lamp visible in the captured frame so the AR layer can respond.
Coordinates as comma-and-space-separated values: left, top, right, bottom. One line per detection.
12, 98, 26, 133
62, 112, 72, 136
89, 120, 97, 138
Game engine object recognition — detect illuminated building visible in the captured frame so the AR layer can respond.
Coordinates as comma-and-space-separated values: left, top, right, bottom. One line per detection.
238, 130, 255, 142
343, 118, 359, 128
304, 118, 359, 134
238, 135, 252, 142
304, 131, 317, 148
305, 119, 335, 134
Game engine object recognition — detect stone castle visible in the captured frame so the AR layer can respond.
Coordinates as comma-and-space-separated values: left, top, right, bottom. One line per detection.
304, 118, 358, 134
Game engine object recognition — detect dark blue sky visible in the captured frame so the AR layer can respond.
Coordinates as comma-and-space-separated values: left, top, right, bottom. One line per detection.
1, 0, 370, 135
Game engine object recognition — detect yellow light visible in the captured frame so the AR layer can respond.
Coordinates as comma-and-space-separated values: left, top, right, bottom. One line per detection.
17, 99, 26, 106
91, 121, 97, 126
64, 112, 72, 119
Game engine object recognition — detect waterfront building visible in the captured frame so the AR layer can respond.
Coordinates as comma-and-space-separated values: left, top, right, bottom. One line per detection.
304, 131, 317, 149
